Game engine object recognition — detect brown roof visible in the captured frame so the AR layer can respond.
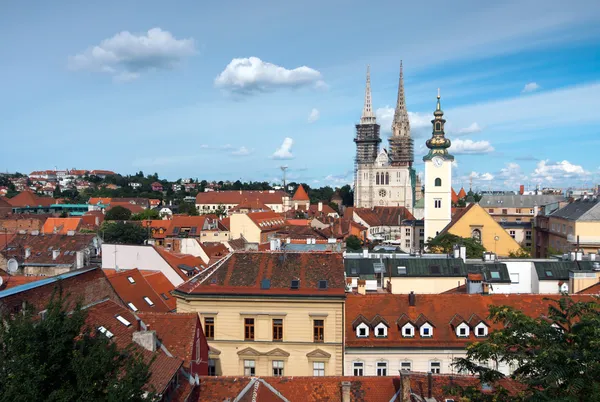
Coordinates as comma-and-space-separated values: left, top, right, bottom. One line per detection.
8, 191, 55, 207
577, 280, 600, 294
353, 207, 415, 227
458, 188, 467, 199
227, 237, 246, 251
196, 190, 286, 205
345, 293, 592, 348
165, 216, 207, 237
88, 197, 112, 205
0, 233, 15, 249
1, 233, 96, 265
154, 246, 206, 280
175, 251, 346, 297
292, 185, 310, 201
198, 241, 229, 259
107, 202, 145, 214
141, 271, 177, 310
107, 269, 173, 313
229, 198, 272, 213
247, 211, 286, 232
41, 217, 82, 234
90, 170, 116, 176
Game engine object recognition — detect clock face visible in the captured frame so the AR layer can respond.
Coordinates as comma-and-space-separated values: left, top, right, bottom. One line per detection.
432, 156, 443, 167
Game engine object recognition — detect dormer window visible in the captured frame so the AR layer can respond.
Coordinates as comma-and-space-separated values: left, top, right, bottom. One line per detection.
401, 323, 415, 338
375, 323, 387, 338
356, 322, 370, 338
420, 323, 433, 338
475, 322, 489, 337
456, 323, 470, 337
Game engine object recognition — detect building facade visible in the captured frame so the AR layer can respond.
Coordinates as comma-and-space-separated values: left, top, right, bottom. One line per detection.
354, 64, 417, 210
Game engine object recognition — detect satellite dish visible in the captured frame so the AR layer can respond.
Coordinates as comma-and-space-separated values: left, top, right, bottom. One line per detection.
7, 259, 18, 274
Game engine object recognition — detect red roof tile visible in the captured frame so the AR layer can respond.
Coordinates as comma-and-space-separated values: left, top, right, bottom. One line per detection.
142, 271, 177, 310
458, 188, 467, 199
0, 273, 46, 290
8, 191, 55, 207
1, 233, 96, 265
88, 197, 112, 205
165, 216, 207, 237
154, 246, 206, 280
107, 202, 145, 214
107, 269, 172, 313
577, 280, 600, 294
41, 217, 82, 234
196, 190, 287, 205
451, 188, 459, 204
353, 207, 415, 227
292, 185, 310, 201
247, 211, 286, 232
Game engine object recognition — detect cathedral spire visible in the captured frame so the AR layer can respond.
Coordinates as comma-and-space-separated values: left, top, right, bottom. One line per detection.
392, 61, 410, 137
360, 65, 376, 124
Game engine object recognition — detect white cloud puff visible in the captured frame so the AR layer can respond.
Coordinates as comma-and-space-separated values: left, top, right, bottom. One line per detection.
451, 139, 494, 154
68, 28, 195, 81
308, 108, 320, 123
522, 82, 541, 93
215, 57, 325, 94
230, 146, 252, 156
531, 160, 588, 182
271, 138, 294, 160
455, 122, 483, 135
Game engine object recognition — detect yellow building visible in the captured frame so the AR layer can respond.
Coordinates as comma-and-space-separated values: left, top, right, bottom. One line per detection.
439, 203, 521, 257
546, 198, 600, 254
229, 211, 285, 244
174, 251, 346, 376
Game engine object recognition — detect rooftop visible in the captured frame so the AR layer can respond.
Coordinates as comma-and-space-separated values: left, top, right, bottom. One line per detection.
550, 197, 600, 221
480, 194, 565, 208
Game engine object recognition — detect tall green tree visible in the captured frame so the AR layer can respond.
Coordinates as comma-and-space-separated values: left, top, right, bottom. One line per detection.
345, 235, 362, 251
131, 209, 160, 221
101, 221, 148, 245
426, 233, 486, 258
104, 205, 132, 221
0, 291, 153, 402
450, 296, 600, 401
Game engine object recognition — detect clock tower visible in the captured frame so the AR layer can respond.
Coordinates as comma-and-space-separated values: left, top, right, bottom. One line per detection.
423, 91, 454, 243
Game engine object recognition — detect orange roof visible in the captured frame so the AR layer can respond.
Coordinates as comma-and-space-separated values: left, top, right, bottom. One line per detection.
141, 271, 177, 310
292, 184, 310, 201
196, 190, 286, 205
165, 215, 206, 236
154, 246, 206, 280
88, 197, 112, 205
41, 217, 82, 235
8, 191, 54, 207
457, 187, 467, 199
353, 207, 415, 226
106, 269, 172, 313
107, 202, 145, 214
247, 211, 286, 232
451, 188, 459, 204
286, 219, 311, 226
220, 217, 230, 230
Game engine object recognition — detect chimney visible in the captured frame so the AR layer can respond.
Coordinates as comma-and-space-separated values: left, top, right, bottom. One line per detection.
341, 381, 351, 402
75, 251, 84, 269
25, 247, 31, 259
519, 184, 524, 195
408, 291, 416, 307
357, 280, 366, 295
132, 330, 157, 352
401, 372, 411, 402
318, 201, 323, 212
427, 371, 433, 399
52, 249, 60, 260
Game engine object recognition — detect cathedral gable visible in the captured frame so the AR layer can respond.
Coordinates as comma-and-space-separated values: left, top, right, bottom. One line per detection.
375, 149, 390, 167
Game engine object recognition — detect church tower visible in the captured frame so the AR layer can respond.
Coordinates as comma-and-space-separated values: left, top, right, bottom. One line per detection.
388, 61, 414, 167
354, 66, 381, 207
423, 91, 454, 243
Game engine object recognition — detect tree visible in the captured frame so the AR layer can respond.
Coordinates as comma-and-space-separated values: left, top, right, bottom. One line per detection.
338, 184, 354, 207
178, 202, 199, 216
426, 233, 486, 258
0, 291, 153, 402
450, 296, 600, 401
508, 247, 531, 258
105, 205, 132, 221
101, 221, 148, 245
53, 185, 61, 198
214, 204, 227, 218
131, 209, 160, 221
346, 235, 363, 251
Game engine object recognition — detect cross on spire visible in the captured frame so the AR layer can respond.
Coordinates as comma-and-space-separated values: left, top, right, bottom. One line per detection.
360, 65, 376, 124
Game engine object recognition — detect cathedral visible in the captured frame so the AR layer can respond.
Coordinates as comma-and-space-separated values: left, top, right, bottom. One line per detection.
353, 62, 421, 210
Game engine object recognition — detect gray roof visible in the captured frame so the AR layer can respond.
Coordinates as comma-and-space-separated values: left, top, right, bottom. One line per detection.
550, 198, 600, 221
480, 194, 565, 208
466, 263, 511, 283
345, 258, 467, 278
533, 261, 595, 280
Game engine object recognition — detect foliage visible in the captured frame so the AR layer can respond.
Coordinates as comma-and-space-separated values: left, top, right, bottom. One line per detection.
508, 247, 531, 258
0, 290, 153, 402
214, 204, 227, 218
345, 235, 363, 251
53, 185, 61, 198
101, 221, 148, 245
177, 202, 199, 216
451, 296, 600, 402
328, 202, 339, 213
131, 209, 160, 221
104, 205, 132, 221
426, 233, 486, 258
338, 184, 354, 207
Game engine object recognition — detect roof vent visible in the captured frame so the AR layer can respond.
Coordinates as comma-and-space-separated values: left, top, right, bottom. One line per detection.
261, 279, 271, 289
318, 280, 328, 290
290, 279, 300, 290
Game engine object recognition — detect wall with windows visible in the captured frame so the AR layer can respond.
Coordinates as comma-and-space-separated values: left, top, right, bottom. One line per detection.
176, 296, 344, 376
387, 277, 465, 294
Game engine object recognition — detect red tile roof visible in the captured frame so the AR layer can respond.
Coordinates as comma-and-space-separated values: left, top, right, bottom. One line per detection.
175, 251, 346, 297
90, 170, 116, 176
196, 190, 287, 205
198, 241, 229, 259
106, 269, 173, 313
154, 246, 206, 280
286, 219, 310, 226
353, 207, 415, 227
8, 191, 55, 207
1, 233, 96, 265
451, 188, 459, 204
142, 271, 177, 310
0, 232, 15, 249
292, 185, 310, 201
458, 187, 467, 199
0, 273, 46, 290
345, 293, 592, 348
41, 217, 82, 234
219, 217, 230, 230
107, 201, 145, 214
247, 211, 286, 232
165, 216, 207, 237
229, 198, 272, 213
88, 197, 112, 205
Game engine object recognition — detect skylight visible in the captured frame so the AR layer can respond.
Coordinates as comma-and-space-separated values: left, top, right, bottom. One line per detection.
115, 315, 131, 327
397, 266, 407, 275
490, 271, 501, 279
545, 270, 553, 277
144, 297, 154, 306
127, 303, 139, 312
127, 276, 135, 284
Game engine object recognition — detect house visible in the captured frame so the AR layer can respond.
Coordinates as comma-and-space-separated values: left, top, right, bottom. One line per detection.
89, 170, 116, 178
291, 184, 310, 210
0, 214, 48, 233
7, 191, 55, 209
105, 268, 173, 313
229, 211, 285, 244
0, 197, 12, 217
352, 207, 419, 250
438, 203, 521, 257
480, 194, 565, 224
163, 215, 230, 250
144, 219, 171, 246
129, 182, 142, 189
196, 190, 290, 214
41, 217, 82, 235
151, 182, 164, 192
344, 293, 591, 377
0, 233, 100, 276
174, 251, 346, 376
106, 201, 145, 215
103, 268, 177, 310
178, 240, 229, 265
172, 183, 182, 192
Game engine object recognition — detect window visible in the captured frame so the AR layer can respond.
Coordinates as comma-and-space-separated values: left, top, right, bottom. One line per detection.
205, 317, 215, 340
509, 230, 515, 239
516, 208, 521, 214
143, 296, 154, 306
272, 360, 284, 376
379, 189, 387, 197
127, 302, 138, 312
405, 228, 411, 236
353, 361, 364, 376
419, 228, 424, 236
434, 199, 441, 208
385, 172, 389, 185
488, 208, 494, 213
357, 324, 368, 337
376, 172, 380, 185
471, 229, 481, 243
434, 178, 442, 187
476, 326, 487, 337
244, 360, 255, 376
375, 325, 387, 338
402, 324, 414, 337
397, 266, 407, 275
435, 122, 441, 131
421, 324, 433, 337
501, 209, 508, 215
273, 319, 283, 341
313, 362, 325, 376
526, 231, 532, 240
458, 325, 469, 337
490, 271, 501, 280
127, 276, 135, 284
314, 320, 324, 342
376, 361, 388, 376
405, 239, 410, 249
401, 361, 412, 371
510, 273, 520, 284
244, 318, 255, 340
430, 361, 441, 374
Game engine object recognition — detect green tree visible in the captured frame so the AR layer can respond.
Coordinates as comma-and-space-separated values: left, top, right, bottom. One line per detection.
178, 202, 199, 216
345, 235, 363, 251
338, 184, 354, 207
214, 204, 227, 218
426, 233, 486, 258
450, 296, 600, 402
0, 291, 153, 402
53, 185, 61, 198
104, 205, 132, 221
508, 247, 531, 258
101, 221, 148, 245
131, 209, 160, 221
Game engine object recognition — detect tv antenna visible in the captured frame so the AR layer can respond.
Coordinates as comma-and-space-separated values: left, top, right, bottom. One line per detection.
280, 166, 288, 190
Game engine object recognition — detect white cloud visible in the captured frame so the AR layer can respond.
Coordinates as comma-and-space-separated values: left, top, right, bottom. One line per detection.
375, 107, 431, 136
522, 82, 541, 93
531, 160, 589, 182
324, 172, 353, 186
452, 160, 459, 169
455, 122, 483, 135
452, 139, 494, 154
68, 28, 195, 80
271, 137, 294, 160
308, 108, 320, 123
230, 146, 252, 156
214, 57, 325, 94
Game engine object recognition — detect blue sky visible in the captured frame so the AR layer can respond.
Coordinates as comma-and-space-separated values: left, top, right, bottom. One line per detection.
1, 0, 599, 191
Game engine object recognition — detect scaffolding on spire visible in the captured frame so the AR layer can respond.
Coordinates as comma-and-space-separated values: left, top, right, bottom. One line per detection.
389, 61, 414, 167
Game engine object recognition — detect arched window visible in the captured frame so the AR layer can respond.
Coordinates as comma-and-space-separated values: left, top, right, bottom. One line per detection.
385, 172, 390, 185
472, 229, 482, 243
435, 122, 441, 131
376, 172, 380, 185
434, 178, 441, 187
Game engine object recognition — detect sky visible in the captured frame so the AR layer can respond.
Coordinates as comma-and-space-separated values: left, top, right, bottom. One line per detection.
1, 0, 600, 191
